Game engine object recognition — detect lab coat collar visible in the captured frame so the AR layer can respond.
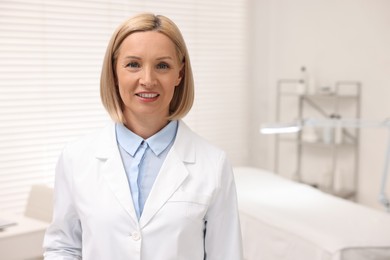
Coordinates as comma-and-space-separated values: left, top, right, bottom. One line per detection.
139, 120, 195, 227
172, 120, 196, 164
94, 120, 196, 227
94, 122, 138, 223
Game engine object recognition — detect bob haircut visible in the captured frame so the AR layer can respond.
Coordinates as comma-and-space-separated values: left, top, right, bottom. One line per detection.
100, 13, 194, 123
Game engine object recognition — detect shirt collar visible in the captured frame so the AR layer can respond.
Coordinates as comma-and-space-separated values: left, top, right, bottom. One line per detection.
116, 120, 178, 157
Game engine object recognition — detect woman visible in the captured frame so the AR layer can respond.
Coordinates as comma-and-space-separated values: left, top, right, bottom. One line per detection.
43, 13, 243, 260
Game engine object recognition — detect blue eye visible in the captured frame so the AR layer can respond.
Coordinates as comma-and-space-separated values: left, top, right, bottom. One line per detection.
126, 62, 140, 68
156, 63, 170, 69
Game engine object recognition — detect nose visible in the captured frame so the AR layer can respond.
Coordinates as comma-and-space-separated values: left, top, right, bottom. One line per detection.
140, 66, 156, 88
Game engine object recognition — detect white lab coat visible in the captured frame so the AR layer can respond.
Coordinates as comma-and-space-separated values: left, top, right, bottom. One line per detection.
43, 120, 243, 260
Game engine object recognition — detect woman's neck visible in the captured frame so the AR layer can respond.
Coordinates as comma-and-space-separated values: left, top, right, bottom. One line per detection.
123, 113, 169, 139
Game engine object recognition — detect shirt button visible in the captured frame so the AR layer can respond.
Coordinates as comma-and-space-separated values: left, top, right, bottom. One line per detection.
131, 231, 141, 241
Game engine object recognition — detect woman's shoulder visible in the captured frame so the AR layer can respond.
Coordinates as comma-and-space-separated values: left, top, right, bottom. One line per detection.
176, 121, 231, 181
177, 121, 226, 157
62, 121, 115, 156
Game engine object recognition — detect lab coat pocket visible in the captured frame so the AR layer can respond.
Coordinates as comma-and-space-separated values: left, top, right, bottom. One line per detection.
168, 191, 211, 221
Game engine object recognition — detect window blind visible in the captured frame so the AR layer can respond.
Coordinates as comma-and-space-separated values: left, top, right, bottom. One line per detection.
0, 0, 249, 214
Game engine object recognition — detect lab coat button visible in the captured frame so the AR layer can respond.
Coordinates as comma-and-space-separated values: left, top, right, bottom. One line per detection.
131, 231, 141, 241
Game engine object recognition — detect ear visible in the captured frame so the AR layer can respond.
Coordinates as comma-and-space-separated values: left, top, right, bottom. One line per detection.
175, 64, 184, 87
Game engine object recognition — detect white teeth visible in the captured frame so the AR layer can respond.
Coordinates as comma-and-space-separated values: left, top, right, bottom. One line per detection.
137, 93, 159, 98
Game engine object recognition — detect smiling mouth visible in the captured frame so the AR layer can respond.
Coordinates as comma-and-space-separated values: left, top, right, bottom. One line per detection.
136, 93, 159, 99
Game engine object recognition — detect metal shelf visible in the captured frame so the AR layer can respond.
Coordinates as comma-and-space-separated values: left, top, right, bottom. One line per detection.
274, 80, 361, 198
280, 93, 359, 99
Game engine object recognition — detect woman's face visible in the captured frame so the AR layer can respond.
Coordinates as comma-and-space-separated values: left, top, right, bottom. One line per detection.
115, 31, 183, 124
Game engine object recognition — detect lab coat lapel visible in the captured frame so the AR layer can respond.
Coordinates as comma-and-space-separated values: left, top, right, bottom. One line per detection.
139, 121, 195, 228
95, 123, 138, 223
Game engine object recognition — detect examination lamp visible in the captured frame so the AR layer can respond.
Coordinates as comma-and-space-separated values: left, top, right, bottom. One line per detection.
260, 120, 302, 134
260, 117, 390, 212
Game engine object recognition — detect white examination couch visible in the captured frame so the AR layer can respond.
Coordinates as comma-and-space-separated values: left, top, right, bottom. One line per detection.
0, 184, 53, 260
234, 167, 390, 260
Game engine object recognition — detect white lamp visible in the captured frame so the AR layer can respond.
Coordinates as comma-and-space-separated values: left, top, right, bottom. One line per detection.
260, 120, 302, 134
260, 117, 390, 212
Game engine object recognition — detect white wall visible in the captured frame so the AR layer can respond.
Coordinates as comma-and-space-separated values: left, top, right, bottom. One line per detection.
251, 0, 390, 210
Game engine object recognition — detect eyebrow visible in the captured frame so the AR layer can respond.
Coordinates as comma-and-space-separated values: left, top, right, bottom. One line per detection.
124, 56, 141, 60
156, 56, 173, 60
123, 56, 173, 60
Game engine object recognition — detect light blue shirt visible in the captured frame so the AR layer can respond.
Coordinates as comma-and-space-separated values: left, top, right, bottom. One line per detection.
116, 120, 178, 219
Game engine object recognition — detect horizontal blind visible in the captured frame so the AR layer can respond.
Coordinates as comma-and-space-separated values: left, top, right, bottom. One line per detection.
0, 0, 249, 214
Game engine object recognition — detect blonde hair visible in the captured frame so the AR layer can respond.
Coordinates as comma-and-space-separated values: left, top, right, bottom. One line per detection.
100, 13, 194, 123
